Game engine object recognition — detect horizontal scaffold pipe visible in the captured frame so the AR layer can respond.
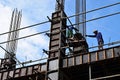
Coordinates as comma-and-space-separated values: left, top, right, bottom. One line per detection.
0, 30, 49, 44
89, 40, 120, 49
0, 12, 119, 44
17, 57, 48, 66
70, 11, 120, 26
60, 40, 120, 50
16, 41, 120, 66
2, 41, 120, 66
0, 2, 119, 36
0, 20, 50, 36
91, 74, 120, 80
63, 2, 120, 19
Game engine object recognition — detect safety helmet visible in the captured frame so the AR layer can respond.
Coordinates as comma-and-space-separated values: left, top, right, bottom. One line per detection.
93, 30, 98, 33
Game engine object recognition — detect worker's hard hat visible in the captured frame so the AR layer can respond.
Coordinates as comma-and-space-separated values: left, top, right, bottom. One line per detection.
93, 30, 98, 33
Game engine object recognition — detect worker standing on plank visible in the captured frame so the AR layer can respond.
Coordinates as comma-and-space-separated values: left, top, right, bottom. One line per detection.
86, 30, 104, 50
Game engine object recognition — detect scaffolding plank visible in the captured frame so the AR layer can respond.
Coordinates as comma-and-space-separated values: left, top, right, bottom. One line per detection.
114, 46, 120, 57
0, 63, 46, 79
83, 54, 89, 63
98, 50, 104, 60
51, 34, 60, 40
106, 49, 113, 58
91, 52, 97, 62
63, 45, 120, 68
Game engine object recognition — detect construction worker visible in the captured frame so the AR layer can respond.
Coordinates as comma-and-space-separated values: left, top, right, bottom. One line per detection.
66, 25, 78, 39
86, 30, 104, 50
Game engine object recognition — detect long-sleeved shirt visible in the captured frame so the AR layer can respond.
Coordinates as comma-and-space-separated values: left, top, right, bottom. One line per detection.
87, 32, 104, 44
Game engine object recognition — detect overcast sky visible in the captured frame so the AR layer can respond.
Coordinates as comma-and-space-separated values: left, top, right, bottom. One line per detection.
0, 0, 120, 66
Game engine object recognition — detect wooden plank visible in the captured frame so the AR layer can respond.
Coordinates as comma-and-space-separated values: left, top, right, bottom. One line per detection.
80, 55, 83, 64
0, 63, 46, 79
51, 40, 59, 47
106, 49, 113, 58
91, 52, 96, 62
52, 23, 60, 29
75, 56, 81, 65
67, 57, 68, 67
63, 59, 67, 67
27, 66, 33, 75
112, 48, 114, 58
51, 28, 60, 34
20, 68, 27, 77
114, 46, 120, 57
8, 71, 14, 78
14, 69, 20, 78
62, 45, 120, 68
41, 64, 47, 72
0, 73, 2, 80
68, 57, 74, 67
98, 51, 104, 60
2, 72, 8, 80
103, 50, 106, 59
83, 54, 88, 63
73, 56, 75, 66
88, 53, 90, 63
51, 34, 59, 40
96, 52, 98, 61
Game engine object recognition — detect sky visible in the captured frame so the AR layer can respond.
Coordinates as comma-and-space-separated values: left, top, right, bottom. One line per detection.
0, 0, 120, 66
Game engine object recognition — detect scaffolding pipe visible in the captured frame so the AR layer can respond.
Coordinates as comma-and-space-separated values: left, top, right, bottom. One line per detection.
0, 2, 119, 36
65, 2, 120, 19
91, 74, 120, 80
89, 65, 92, 80
0, 11, 119, 44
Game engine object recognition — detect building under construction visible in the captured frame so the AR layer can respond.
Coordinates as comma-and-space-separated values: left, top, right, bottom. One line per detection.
0, 0, 120, 80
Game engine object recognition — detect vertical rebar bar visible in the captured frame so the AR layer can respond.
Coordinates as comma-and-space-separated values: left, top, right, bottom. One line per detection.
75, 0, 80, 32
5, 9, 22, 60
75, 0, 86, 37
